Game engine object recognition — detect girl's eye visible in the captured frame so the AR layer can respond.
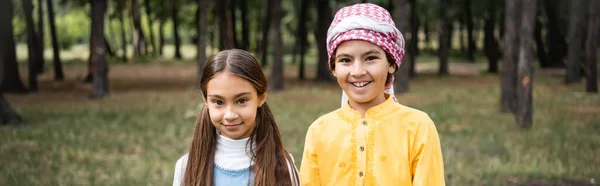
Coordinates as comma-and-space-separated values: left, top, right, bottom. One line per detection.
212, 100, 224, 105
366, 56, 378, 61
237, 98, 248, 104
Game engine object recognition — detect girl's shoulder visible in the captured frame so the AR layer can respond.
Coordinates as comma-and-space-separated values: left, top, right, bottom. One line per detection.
173, 153, 189, 186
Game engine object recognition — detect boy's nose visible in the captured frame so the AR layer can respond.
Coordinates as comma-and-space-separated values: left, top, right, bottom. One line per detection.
350, 63, 367, 77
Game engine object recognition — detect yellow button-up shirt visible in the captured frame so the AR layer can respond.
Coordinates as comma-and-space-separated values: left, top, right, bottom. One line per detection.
300, 96, 445, 186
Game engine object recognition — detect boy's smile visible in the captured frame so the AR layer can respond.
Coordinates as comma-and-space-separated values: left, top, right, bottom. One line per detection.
332, 40, 395, 114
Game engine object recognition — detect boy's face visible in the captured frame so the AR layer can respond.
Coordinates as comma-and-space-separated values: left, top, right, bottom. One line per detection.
332, 40, 395, 106
205, 72, 266, 140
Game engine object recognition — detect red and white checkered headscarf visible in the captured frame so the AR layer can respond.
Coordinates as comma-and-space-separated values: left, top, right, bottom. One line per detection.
326, 3, 404, 106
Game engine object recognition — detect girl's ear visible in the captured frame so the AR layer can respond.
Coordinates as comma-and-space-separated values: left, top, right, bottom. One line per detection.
259, 92, 267, 107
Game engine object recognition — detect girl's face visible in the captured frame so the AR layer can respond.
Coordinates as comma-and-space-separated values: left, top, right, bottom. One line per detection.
332, 40, 395, 107
205, 72, 266, 140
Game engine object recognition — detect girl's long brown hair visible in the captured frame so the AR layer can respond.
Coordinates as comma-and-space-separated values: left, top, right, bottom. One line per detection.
182, 49, 299, 186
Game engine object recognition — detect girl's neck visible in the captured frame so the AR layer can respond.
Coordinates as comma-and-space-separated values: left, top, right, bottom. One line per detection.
348, 93, 388, 118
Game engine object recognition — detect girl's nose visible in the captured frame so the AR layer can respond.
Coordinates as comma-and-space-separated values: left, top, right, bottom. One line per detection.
223, 108, 239, 120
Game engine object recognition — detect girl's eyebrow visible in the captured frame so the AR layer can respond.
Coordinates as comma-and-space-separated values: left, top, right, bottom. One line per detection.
207, 92, 251, 99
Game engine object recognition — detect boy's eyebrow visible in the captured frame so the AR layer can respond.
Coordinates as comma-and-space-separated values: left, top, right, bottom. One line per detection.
336, 50, 382, 59
207, 92, 251, 99
362, 50, 381, 57
336, 53, 352, 59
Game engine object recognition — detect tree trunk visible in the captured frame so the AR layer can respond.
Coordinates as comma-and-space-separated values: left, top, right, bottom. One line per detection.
466, 0, 475, 62
516, 0, 536, 128
37, 0, 45, 74
130, 0, 148, 56
565, 0, 587, 84
438, 0, 450, 76
297, 0, 309, 80
585, 0, 599, 93
460, 17, 466, 54
196, 0, 207, 89
46, 0, 64, 80
534, 14, 548, 68
229, 0, 239, 48
0, 0, 27, 93
408, 0, 418, 77
259, 0, 272, 66
90, 0, 109, 99
501, 0, 522, 113
544, 0, 567, 68
23, 0, 41, 92
239, 0, 249, 50
119, 0, 128, 61
315, 0, 333, 81
144, 0, 156, 54
270, 0, 284, 91
393, 0, 410, 93
484, 0, 500, 73
171, 0, 182, 59
159, 20, 164, 56
220, 0, 235, 49
424, 23, 430, 51
0, 41, 23, 124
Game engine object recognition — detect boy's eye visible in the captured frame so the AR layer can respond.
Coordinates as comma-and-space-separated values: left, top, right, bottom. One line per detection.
337, 58, 351, 63
212, 100, 224, 105
366, 56, 378, 61
237, 98, 248, 104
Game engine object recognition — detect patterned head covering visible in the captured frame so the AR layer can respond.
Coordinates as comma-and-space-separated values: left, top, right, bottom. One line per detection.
326, 3, 404, 106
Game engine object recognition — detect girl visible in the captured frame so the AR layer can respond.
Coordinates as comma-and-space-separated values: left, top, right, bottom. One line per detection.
173, 49, 300, 186
300, 3, 445, 186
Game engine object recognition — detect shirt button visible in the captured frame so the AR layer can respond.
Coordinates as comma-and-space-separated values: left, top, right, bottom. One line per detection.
362, 121, 367, 125
359, 171, 364, 177
359, 146, 365, 151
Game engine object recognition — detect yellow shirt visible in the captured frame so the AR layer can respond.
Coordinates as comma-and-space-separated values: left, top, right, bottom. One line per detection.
300, 96, 445, 186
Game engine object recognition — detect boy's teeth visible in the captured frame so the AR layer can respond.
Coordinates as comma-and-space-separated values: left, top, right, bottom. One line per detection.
353, 82, 369, 87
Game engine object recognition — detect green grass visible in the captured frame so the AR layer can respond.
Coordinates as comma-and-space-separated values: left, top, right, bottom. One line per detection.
1, 55, 599, 185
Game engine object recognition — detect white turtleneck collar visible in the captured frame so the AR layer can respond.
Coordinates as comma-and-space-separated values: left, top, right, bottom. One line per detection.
214, 133, 255, 170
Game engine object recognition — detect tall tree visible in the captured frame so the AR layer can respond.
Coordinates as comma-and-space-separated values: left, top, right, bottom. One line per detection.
544, 0, 567, 68
47, 0, 64, 80
259, 0, 272, 66
297, 0, 309, 80
90, 0, 109, 99
516, 0, 537, 128
0, 0, 27, 93
484, 0, 501, 73
118, 0, 128, 61
171, 0, 182, 59
465, 0, 475, 62
315, 0, 333, 81
501, 0, 522, 113
534, 11, 548, 68
270, 0, 284, 91
393, 0, 410, 93
239, 0, 249, 50
0, 4, 24, 123
23, 0, 43, 92
408, 0, 419, 77
438, 0, 450, 76
130, 0, 148, 56
159, 19, 164, 56
196, 0, 207, 88
144, 0, 156, 54
37, 0, 45, 73
218, 0, 235, 49
585, 0, 599, 93
565, 0, 587, 84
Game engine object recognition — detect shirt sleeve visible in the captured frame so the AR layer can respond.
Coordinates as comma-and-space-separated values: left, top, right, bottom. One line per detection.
300, 124, 321, 186
411, 118, 446, 186
173, 154, 189, 186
